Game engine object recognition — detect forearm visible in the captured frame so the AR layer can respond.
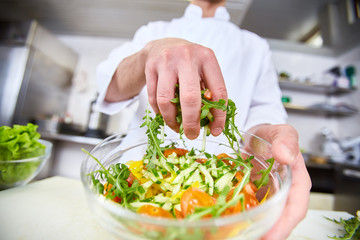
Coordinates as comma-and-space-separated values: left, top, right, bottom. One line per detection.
105, 50, 147, 102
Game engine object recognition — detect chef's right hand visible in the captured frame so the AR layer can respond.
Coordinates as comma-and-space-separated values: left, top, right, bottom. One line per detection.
142, 38, 228, 139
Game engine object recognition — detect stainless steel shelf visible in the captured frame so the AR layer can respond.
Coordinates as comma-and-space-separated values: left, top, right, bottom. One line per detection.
279, 79, 356, 95
284, 104, 357, 117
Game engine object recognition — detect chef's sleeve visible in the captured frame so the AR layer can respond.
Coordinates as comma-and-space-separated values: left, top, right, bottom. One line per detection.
95, 25, 150, 115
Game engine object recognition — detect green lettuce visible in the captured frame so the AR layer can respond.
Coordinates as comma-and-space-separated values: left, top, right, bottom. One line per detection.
0, 123, 46, 188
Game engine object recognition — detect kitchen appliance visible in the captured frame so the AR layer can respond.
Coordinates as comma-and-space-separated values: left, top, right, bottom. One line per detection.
84, 97, 109, 138
0, 20, 78, 128
321, 127, 360, 165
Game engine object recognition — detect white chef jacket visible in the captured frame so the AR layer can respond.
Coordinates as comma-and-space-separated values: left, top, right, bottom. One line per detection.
96, 4, 287, 146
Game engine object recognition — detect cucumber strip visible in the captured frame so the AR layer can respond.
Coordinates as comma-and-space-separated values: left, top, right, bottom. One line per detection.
172, 162, 199, 184
214, 172, 236, 193
162, 202, 173, 212
160, 157, 177, 177
143, 171, 161, 183
173, 203, 181, 212
166, 153, 180, 164
160, 182, 174, 191
198, 164, 214, 195
210, 161, 219, 178
154, 195, 171, 203
141, 180, 153, 190
184, 169, 202, 186
171, 183, 182, 197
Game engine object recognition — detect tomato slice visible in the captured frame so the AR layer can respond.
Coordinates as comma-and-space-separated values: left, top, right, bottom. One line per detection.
174, 208, 184, 219
217, 153, 235, 167
126, 172, 137, 187
181, 187, 216, 218
137, 205, 173, 218
235, 171, 243, 181
103, 183, 122, 203
242, 182, 259, 210
196, 158, 207, 164
222, 182, 259, 216
163, 148, 189, 158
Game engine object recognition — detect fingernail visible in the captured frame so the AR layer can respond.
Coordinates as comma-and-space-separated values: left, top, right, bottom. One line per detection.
187, 132, 198, 140
213, 127, 223, 136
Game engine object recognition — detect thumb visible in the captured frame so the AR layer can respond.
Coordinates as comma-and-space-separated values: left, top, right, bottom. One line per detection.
270, 126, 299, 165
251, 124, 299, 165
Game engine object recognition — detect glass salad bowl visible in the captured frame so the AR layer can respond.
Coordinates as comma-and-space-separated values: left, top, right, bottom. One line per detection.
0, 139, 52, 190
81, 131, 291, 240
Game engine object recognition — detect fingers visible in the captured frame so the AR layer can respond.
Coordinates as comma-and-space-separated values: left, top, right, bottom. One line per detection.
178, 67, 202, 139
201, 50, 227, 136
145, 65, 160, 114
261, 152, 311, 240
145, 58, 181, 132
157, 69, 180, 131
144, 38, 227, 139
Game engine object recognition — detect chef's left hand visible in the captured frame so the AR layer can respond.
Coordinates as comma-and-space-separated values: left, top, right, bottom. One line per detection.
249, 124, 312, 240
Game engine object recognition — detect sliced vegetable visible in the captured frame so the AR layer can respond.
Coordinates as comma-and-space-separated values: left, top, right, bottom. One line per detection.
181, 187, 216, 218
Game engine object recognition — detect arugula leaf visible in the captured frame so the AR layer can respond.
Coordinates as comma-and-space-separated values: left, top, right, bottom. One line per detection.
140, 109, 166, 168
84, 149, 144, 208
253, 158, 275, 189
327, 210, 360, 239
82, 148, 116, 183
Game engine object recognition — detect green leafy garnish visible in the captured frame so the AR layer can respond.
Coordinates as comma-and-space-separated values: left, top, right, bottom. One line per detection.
253, 158, 275, 189
140, 109, 166, 169
82, 148, 144, 209
327, 210, 360, 239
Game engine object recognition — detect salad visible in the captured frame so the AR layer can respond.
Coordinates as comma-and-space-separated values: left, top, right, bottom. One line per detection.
85, 87, 274, 220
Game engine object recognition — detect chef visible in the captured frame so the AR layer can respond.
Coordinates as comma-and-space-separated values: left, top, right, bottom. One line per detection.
95, 0, 312, 239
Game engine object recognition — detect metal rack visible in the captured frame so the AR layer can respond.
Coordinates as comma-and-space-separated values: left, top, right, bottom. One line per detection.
279, 79, 355, 95
279, 79, 358, 117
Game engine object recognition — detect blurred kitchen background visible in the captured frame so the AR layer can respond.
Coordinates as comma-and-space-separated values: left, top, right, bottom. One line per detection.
1, 0, 360, 213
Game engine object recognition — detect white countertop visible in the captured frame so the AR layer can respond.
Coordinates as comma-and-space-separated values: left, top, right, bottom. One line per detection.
0, 177, 353, 240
